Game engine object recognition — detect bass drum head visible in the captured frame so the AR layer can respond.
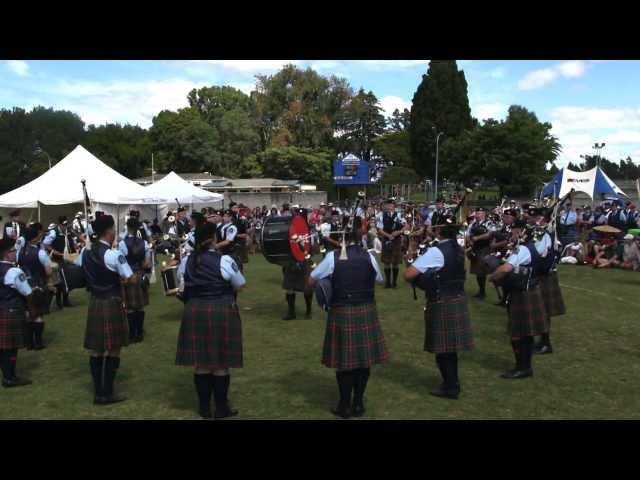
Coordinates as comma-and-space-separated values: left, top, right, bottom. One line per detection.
261, 215, 311, 266
289, 215, 310, 262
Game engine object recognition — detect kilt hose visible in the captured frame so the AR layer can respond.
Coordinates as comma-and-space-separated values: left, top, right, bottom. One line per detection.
322, 302, 389, 370
424, 294, 475, 354
538, 271, 566, 318
176, 298, 243, 370
0, 303, 26, 350
381, 238, 403, 265
122, 276, 149, 312
84, 296, 129, 352
469, 247, 491, 275
282, 261, 311, 293
506, 285, 549, 340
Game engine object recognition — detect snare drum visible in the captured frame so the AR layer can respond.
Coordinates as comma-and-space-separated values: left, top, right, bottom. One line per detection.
161, 266, 179, 296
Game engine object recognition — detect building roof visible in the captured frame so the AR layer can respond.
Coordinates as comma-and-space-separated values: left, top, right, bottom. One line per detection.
202, 178, 302, 190
134, 172, 225, 184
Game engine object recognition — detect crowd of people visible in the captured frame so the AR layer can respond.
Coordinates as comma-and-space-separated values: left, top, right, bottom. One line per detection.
3, 188, 635, 420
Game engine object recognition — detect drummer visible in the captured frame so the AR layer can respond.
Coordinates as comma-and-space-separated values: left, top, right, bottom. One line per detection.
43, 216, 77, 309
281, 207, 314, 320
214, 210, 240, 268
18, 225, 53, 350
118, 218, 152, 344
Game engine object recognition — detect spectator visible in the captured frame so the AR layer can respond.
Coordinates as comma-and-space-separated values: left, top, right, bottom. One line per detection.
605, 234, 640, 271
558, 202, 578, 248
607, 201, 627, 233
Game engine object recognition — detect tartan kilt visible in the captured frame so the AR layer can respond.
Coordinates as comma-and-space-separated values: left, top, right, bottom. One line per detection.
538, 271, 566, 318
424, 294, 475, 353
122, 276, 148, 311
176, 298, 243, 370
84, 296, 129, 352
282, 261, 310, 292
469, 246, 491, 275
381, 238, 403, 265
507, 285, 549, 340
0, 303, 26, 350
322, 302, 389, 370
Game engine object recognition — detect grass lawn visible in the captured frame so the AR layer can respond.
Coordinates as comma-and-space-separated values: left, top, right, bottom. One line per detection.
2, 254, 640, 420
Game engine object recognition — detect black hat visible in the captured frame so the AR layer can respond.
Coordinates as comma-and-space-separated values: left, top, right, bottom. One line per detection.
513, 219, 527, 229
31, 222, 43, 232
24, 226, 40, 242
95, 211, 104, 218
223, 209, 233, 216
526, 207, 544, 217
195, 223, 217, 246
503, 209, 517, 217
177, 206, 186, 213
58, 216, 68, 225
0, 238, 15, 257
9, 209, 20, 218
94, 214, 115, 236
475, 207, 486, 212
386, 198, 396, 204
129, 210, 140, 217
435, 197, 444, 203
331, 210, 340, 216
191, 212, 205, 227
126, 217, 140, 230
520, 203, 531, 211
229, 201, 237, 208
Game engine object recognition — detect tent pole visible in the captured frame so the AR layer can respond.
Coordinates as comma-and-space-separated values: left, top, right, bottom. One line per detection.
38, 202, 41, 222
116, 205, 120, 245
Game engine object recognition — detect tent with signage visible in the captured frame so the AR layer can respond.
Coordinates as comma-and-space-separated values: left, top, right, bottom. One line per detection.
541, 166, 628, 201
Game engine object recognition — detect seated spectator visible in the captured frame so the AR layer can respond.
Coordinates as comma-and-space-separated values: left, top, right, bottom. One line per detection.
606, 234, 640, 271
560, 241, 585, 264
592, 233, 623, 268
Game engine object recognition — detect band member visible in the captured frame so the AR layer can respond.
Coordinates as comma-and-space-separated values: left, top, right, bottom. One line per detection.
18, 226, 53, 350
319, 210, 343, 257
230, 203, 249, 268
176, 207, 190, 237
309, 216, 388, 418
376, 198, 406, 288
72, 212, 86, 235
0, 238, 34, 388
3, 210, 25, 240
487, 224, 548, 379
467, 208, 492, 300
429, 198, 447, 231
489, 209, 518, 306
119, 218, 152, 344
75, 214, 136, 405
216, 210, 238, 252
43, 216, 77, 309
282, 209, 314, 320
176, 223, 246, 419
404, 213, 474, 399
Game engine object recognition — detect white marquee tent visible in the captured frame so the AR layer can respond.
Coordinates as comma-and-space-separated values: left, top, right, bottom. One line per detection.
123, 171, 223, 205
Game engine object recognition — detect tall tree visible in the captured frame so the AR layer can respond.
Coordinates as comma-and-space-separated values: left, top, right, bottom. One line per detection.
387, 108, 411, 131
84, 123, 151, 179
409, 60, 474, 178
372, 131, 412, 168
335, 88, 386, 162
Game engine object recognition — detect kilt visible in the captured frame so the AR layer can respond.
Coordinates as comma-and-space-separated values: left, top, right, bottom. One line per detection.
538, 271, 566, 318
424, 294, 475, 354
469, 246, 491, 275
0, 303, 26, 350
84, 296, 129, 352
122, 275, 149, 311
282, 261, 311, 292
381, 237, 402, 265
322, 302, 389, 370
507, 285, 549, 340
176, 298, 243, 370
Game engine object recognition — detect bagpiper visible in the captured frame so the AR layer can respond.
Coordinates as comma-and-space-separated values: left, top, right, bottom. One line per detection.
175, 222, 246, 419
309, 216, 389, 418
466, 207, 492, 300
404, 211, 474, 399
376, 198, 406, 289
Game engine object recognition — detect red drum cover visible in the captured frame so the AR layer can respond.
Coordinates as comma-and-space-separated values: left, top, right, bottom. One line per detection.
289, 215, 311, 262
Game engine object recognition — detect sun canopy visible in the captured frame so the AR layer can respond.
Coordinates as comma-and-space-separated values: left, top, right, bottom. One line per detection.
541, 166, 628, 200
121, 171, 223, 205
0, 145, 161, 208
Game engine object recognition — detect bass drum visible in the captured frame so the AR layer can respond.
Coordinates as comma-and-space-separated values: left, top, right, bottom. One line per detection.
261, 215, 311, 266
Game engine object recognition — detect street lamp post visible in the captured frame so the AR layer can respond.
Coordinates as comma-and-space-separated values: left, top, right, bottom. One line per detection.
433, 129, 444, 201
593, 142, 606, 168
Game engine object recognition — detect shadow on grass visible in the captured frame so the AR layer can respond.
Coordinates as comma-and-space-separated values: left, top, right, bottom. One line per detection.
375, 360, 440, 394
271, 368, 335, 410
466, 350, 512, 373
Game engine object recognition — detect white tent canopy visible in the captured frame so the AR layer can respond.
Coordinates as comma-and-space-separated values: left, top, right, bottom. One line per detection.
0, 145, 166, 208
122, 171, 223, 205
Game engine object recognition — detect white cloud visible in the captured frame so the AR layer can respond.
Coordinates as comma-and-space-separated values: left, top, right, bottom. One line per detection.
232, 82, 257, 95
354, 60, 427, 70
379, 95, 411, 116
472, 102, 508, 121
518, 61, 589, 91
195, 60, 299, 72
309, 60, 342, 71
6, 60, 29, 77
488, 67, 506, 79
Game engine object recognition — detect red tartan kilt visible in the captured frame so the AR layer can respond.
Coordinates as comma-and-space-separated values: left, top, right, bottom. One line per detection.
122, 276, 149, 311
507, 285, 549, 340
539, 271, 566, 317
84, 296, 129, 352
176, 298, 243, 370
0, 303, 26, 350
424, 294, 475, 353
322, 302, 389, 370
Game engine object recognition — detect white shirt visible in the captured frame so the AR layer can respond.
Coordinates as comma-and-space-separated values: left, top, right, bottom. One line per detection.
42, 229, 57, 247
1, 261, 32, 297
412, 242, 446, 272
309, 249, 384, 284
506, 246, 532, 269
74, 240, 134, 279
221, 223, 237, 242
534, 232, 552, 257
319, 222, 332, 239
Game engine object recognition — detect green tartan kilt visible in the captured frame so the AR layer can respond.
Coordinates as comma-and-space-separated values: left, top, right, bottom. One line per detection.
381, 237, 402, 265
507, 285, 549, 340
0, 303, 26, 350
539, 271, 566, 318
469, 247, 491, 275
84, 295, 129, 352
424, 294, 475, 353
122, 276, 149, 311
176, 298, 243, 370
322, 302, 389, 370
282, 261, 311, 292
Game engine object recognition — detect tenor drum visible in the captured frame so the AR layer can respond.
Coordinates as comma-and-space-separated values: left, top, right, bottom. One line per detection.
61, 263, 87, 292
161, 266, 179, 296
261, 215, 311, 266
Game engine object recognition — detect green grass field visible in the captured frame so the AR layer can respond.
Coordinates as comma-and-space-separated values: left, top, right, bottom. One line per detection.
2, 254, 640, 420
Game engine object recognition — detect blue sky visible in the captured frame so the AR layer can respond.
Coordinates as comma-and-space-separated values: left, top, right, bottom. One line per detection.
2, 59, 640, 168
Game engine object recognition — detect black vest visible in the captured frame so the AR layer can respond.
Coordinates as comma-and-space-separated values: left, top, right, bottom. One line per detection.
184, 250, 235, 300
82, 242, 121, 298
124, 236, 146, 273
609, 210, 626, 231
52, 227, 76, 254
325, 223, 341, 249
382, 212, 402, 234
434, 240, 466, 297
0, 262, 22, 306
18, 244, 46, 286
470, 221, 490, 249
504, 243, 540, 291
331, 245, 376, 306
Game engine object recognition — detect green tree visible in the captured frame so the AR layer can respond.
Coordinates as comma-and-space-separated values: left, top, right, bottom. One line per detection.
409, 60, 474, 179
335, 88, 386, 162
372, 131, 412, 168
246, 146, 333, 188
387, 108, 411, 131
84, 123, 151, 179
380, 165, 420, 185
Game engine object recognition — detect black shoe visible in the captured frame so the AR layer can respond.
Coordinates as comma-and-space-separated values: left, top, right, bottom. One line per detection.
429, 384, 459, 400
282, 312, 296, 320
331, 404, 351, 419
534, 345, 553, 355
94, 394, 127, 405
199, 408, 213, 419
63, 300, 73, 307
214, 405, 239, 419
33, 344, 46, 351
351, 403, 365, 417
2, 377, 32, 388
500, 368, 533, 379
